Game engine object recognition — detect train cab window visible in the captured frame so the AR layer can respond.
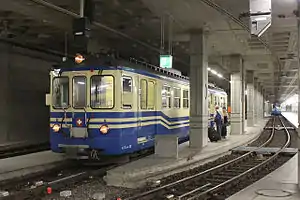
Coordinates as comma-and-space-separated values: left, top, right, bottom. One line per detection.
90, 75, 114, 109
140, 79, 147, 109
162, 85, 171, 108
148, 81, 155, 110
173, 87, 181, 108
73, 76, 87, 108
183, 90, 189, 108
122, 76, 132, 109
52, 77, 69, 109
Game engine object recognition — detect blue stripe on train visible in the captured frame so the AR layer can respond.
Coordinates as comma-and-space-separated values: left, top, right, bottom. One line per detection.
50, 119, 189, 126
50, 111, 189, 122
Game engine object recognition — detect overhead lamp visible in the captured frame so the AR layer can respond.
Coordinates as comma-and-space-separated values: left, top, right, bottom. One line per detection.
75, 53, 85, 64
207, 67, 211, 71
211, 70, 217, 75
255, 17, 267, 21
217, 73, 223, 78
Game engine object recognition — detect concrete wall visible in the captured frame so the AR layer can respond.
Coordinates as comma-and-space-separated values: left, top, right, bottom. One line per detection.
0, 43, 59, 144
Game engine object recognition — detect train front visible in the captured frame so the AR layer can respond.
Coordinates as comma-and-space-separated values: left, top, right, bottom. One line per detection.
46, 67, 123, 159
271, 104, 282, 116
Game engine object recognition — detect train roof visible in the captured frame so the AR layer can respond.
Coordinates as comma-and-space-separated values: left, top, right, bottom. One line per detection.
55, 57, 226, 93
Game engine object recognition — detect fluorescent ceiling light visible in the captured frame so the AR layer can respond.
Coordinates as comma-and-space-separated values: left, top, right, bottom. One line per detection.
255, 17, 267, 21
77, 81, 85, 85
211, 70, 217, 75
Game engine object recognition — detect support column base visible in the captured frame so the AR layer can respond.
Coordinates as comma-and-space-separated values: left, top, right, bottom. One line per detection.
155, 135, 178, 159
231, 114, 242, 135
189, 116, 208, 149
247, 118, 254, 127
189, 128, 207, 149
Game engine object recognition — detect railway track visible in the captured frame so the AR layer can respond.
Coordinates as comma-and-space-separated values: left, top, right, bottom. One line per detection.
1, 116, 295, 199
0, 147, 154, 199
123, 116, 294, 200
0, 142, 49, 159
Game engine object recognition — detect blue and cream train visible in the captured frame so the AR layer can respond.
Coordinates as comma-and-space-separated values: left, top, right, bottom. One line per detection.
46, 61, 227, 158
271, 105, 281, 116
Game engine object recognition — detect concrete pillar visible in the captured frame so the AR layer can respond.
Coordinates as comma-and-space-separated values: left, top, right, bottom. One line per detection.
189, 29, 208, 149
262, 88, 265, 118
257, 85, 262, 120
260, 86, 264, 119
254, 78, 258, 125
241, 60, 246, 133
297, 0, 300, 189
246, 70, 255, 127
0, 44, 9, 143
229, 54, 243, 135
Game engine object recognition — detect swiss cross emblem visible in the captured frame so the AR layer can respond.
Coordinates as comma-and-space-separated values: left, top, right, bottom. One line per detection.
76, 118, 83, 126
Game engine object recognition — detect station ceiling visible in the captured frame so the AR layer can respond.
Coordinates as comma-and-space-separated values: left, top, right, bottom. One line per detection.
0, 0, 298, 102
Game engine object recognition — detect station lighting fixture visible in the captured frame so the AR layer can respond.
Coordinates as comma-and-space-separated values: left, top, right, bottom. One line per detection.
207, 67, 224, 79
75, 53, 85, 64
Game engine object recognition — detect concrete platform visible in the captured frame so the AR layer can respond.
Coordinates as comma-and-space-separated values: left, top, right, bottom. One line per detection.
104, 119, 268, 188
282, 112, 298, 128
0, 151, 65, 182
0, 140, 48, 150
232, 146, 298, 154
0, 141, 27, 148
227, 154, 299, 200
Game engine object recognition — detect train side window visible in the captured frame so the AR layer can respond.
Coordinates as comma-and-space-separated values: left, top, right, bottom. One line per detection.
90, 75, 114, 109
140, 79, 147, 109
173, 87, 181, 108
162, 85, 171, 108
148, 81, 155, 110
122, 76, 132, 109
183, 90, 189, 108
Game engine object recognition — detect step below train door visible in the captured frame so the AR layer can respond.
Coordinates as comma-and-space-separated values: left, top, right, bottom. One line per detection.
71, 75, 88, 138
137, 76, 156, 146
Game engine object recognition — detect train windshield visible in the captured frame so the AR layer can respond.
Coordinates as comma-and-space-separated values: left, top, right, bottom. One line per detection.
90, 75, 114, 109
52, 77, 69, 109
73, 76, 87, 108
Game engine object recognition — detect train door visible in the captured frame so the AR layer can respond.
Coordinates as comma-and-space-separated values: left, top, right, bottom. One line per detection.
71, 76, 88, 138
137, 76, 156, 146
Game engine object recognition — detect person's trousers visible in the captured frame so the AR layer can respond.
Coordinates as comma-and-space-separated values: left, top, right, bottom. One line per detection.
216, 125, 222, 137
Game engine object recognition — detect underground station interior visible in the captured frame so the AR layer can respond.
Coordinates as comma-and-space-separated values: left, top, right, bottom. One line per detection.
0, 0, 300, 199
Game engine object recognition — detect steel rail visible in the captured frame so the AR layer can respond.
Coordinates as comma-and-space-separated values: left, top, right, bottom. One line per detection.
189, 116, 291, 199
123, 117, 276, 200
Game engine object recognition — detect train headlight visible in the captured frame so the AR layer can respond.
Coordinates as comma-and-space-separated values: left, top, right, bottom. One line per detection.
52, 124, 61, 132
100, 125, 109, 134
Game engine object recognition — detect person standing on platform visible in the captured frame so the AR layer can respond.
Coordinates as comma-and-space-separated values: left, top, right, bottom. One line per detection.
222, 107, 229, 139
214, 106, 223, 139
